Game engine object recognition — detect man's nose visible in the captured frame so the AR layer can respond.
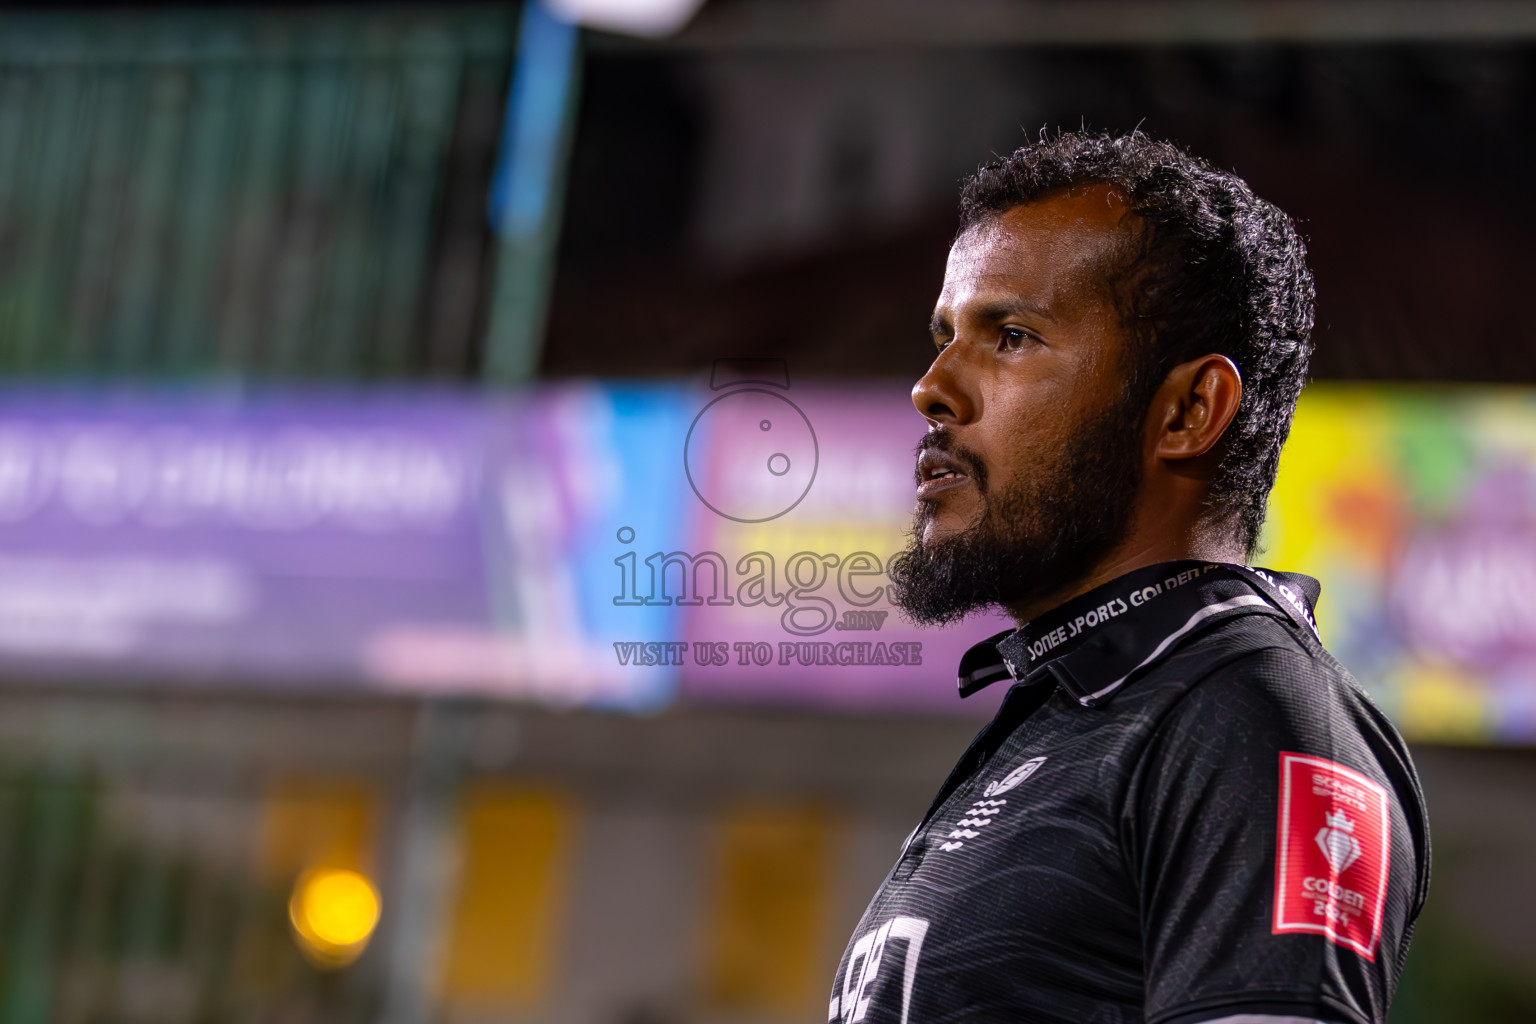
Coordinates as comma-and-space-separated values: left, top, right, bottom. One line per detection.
912, 344, 978, 427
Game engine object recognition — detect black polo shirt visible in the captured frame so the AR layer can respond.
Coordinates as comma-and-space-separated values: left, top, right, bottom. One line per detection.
829, 561, 1430, 1024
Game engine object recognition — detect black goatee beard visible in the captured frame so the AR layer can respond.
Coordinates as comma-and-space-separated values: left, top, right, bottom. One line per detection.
887, 398, 1147, 627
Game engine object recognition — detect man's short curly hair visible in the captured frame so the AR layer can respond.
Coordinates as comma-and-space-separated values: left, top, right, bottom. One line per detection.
958, 129, 1314, 556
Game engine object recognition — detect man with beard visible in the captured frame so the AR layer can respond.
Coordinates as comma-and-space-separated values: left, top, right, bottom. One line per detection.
830, 131, 1428, 1024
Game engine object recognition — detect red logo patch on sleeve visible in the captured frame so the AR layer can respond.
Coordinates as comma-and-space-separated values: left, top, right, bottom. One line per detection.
1272, 751, 1392, 960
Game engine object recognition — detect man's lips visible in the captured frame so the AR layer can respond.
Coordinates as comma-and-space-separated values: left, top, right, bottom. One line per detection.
915, 449, 974, 500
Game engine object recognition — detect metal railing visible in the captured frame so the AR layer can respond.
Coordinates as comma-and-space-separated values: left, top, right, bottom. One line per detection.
0, 8, 513, 382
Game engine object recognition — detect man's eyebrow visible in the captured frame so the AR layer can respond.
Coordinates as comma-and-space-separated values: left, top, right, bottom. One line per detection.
971, 297, 1054, 323
930, 297, 1055, 339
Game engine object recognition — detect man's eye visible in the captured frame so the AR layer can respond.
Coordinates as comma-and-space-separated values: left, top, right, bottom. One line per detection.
1001, 328, 1033, 350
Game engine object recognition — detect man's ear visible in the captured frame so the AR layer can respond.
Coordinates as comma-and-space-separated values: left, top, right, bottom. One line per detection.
1151, 354, 1243, 462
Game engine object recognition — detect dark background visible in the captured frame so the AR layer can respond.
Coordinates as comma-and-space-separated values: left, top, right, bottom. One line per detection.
550, 41, 1536, 382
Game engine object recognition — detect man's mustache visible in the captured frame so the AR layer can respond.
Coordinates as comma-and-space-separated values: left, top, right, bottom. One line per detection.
914, 430, 988, 494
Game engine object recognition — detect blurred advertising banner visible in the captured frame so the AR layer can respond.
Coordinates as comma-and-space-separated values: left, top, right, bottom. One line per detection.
1264, 385, 1536, 744
667, 378, 1009, 713
369, 384, 690, 711
0, 386, 684, 709
3, 380, 1533, 736
0, 380, 1003, 714
518, 369, 1009, 716
0, 389, 487, 685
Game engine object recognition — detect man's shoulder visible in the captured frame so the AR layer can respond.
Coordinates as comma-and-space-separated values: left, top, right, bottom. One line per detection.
1138, 613, 1423, 812
1132, 611, 1403, 761
1129, 606, 1432, 925
1156, 607, 1355, 702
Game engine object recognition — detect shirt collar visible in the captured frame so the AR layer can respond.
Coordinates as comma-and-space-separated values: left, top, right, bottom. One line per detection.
955, 561, 1320, 706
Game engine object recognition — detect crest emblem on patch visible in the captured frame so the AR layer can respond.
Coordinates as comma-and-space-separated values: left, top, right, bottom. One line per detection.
1315, 810, 1363, 873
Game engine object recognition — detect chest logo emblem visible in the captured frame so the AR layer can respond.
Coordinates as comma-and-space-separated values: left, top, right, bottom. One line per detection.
938, 756, 1048, 853
983, 755, 1047, 797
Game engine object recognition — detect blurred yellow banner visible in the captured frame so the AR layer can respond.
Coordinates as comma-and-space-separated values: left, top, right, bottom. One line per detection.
441, 784, 576, 1008
704, 802, 834, 1013
1264, 385, 1536, 743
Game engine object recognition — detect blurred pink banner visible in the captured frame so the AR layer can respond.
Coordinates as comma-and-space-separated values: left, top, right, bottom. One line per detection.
670, 383, 1011, 715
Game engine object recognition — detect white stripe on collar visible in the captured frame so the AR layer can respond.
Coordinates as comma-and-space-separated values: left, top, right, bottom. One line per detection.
1076, 594, 1271, 705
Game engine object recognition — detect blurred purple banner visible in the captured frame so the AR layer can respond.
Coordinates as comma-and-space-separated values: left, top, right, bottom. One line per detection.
672, 384, 1009, 714
0, 383, 1009, 715
0, 388, 494, 686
